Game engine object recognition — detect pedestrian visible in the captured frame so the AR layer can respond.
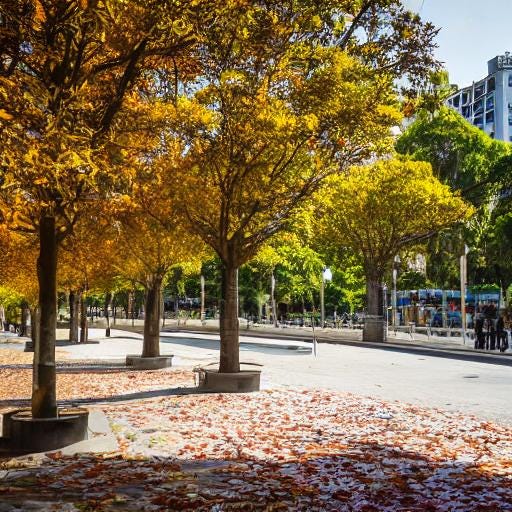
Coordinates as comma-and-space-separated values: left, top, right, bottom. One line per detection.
497, 313, 508, 352
488, 318, 497, 351
475, 314, 485, 350
466, 310, 473, 330
483, 317, 491, 350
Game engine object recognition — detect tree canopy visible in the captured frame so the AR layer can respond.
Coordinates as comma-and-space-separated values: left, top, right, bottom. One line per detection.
318, 158, 473, 339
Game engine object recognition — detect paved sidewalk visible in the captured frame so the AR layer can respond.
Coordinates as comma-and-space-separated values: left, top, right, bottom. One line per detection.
155, 320, 512, 365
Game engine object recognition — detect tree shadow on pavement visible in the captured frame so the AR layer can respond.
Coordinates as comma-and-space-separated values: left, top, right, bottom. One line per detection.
0, 440, 510, 511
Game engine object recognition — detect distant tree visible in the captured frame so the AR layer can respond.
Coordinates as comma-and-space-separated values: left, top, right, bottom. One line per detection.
318, 158, 473, 341
396, 107, 510, 200
397, 106, 512, 289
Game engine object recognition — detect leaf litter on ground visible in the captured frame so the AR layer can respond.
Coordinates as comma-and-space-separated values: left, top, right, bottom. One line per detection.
0, 381, 511, 511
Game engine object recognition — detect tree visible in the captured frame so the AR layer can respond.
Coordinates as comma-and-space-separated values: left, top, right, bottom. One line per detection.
0, 229, 39, 340
160, 0, 437, 373
0, 0, 198, 418
396, 107, 510, 200
318, 158, 473, 341
58, 214, 120, 344
396, 106, 512, 289
113, 200, 203, 359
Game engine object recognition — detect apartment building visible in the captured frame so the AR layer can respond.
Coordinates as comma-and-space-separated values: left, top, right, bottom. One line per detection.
446, 53, 512, 141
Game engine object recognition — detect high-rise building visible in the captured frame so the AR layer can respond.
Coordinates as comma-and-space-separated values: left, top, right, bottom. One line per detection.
446, 53, 512, 142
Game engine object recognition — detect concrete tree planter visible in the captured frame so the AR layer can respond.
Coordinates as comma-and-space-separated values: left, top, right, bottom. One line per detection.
363, 315, 386, 343
1, 407, 30, 439
197, 365, 262, 393
125, 354, 173, 370
2, 407, 89, 453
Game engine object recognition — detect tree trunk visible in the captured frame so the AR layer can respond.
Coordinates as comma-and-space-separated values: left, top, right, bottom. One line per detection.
105, 292, 112, 337
363, 275, 385, 343
79, 292, 88, 344
142, 275, 162, 357
32, 216, 58, 418
30, 307, 40, 347
219, 262, 239, 373
19, 302, 29, 337
127, 290, 134, 321
366, 278, 382, 316
69, 290, 79, 343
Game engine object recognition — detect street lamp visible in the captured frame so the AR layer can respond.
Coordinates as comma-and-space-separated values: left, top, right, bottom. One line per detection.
392, 255, 400, 327
320, 267, 333, 328
200, 275, 206, 326
271, 272, 278, 328
460, 244, 469, 344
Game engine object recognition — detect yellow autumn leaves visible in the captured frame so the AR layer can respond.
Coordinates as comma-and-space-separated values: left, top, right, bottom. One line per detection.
319, 158, 474, 275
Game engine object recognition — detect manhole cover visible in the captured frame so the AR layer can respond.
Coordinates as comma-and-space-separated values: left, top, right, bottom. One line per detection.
463, 375, 479, 379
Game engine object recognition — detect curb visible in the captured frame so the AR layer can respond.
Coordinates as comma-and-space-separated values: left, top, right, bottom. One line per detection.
159, 326, 512, 367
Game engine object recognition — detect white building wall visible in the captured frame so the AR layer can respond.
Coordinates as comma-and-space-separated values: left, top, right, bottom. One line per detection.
446, 53, 512, 142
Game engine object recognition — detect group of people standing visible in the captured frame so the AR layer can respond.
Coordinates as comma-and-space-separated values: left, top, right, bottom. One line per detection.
474, 305, 509, 352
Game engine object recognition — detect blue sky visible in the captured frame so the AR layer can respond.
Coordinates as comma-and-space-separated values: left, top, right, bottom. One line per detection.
411, 0, 512, 87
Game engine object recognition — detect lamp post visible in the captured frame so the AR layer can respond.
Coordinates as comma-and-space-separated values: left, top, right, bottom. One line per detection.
392, 255, 400, 326
320, 267, 333, 328
460, 244, 469, 344
271, 272, 278, 328
200, 275, 206, 326
383, 284, 388, 339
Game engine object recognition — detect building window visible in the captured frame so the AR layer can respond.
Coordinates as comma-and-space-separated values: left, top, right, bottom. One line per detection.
474, 83, 485, 98
453, 96, 460, 108
509, 74, 512, 87
462, 91, 470, 105
473, 98, 484, 114
462, 106, 471, 118
488, 77, 496, 92
508, 116, 512, 126
474, 115, 483, 127
486, 94, 494, 110
486, 110, 494, 123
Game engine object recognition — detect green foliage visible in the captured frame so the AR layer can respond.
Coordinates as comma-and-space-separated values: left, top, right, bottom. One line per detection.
319, 158, 472, 279
0, 285, 24, 310
397, 271, 430, 290
397, 107, 512, 289
396, 107, 510, 200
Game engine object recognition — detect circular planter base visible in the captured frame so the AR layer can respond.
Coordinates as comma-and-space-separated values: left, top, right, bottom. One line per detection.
4, 407, 89, 453
1, 407, 30, 439
363, 316, 386, 343
200, 370, 261, 393
125, 355, 173, 370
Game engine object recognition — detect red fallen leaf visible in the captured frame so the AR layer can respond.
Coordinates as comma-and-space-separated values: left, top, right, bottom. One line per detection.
151, 495, 170, 506
332, 490, 351, 500
46, 451, 63, 460
84, 467, 104, 478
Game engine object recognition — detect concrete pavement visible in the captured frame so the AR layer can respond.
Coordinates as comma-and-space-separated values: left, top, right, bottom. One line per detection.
2, 326, 511, 424
20, 327, 510, 425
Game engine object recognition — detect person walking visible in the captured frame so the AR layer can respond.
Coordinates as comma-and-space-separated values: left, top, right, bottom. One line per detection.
497, 313, 508, 352
475, 314, 485, 350
488, 318, 497, 350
